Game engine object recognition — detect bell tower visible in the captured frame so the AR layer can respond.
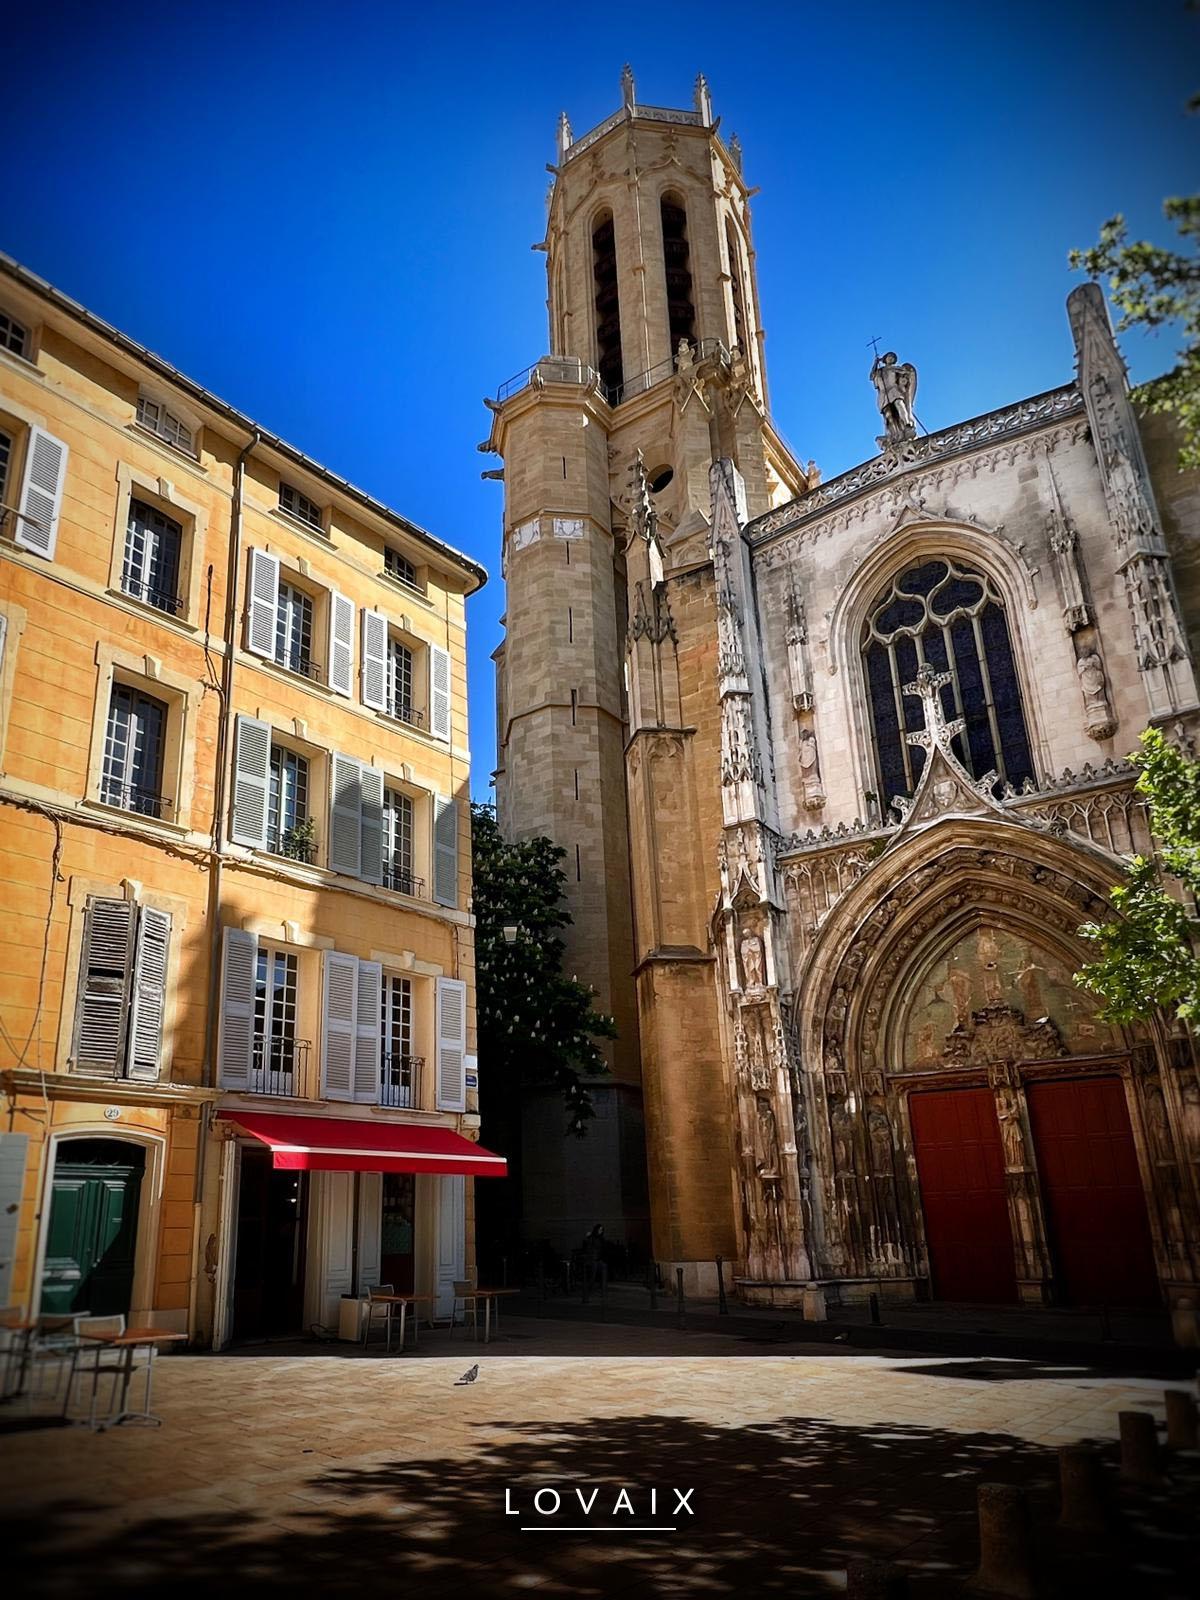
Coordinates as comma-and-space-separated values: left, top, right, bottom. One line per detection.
486, 69, 805, 1263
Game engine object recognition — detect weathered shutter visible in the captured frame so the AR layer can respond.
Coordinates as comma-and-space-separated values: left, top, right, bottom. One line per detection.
429, 644, 452, 742
0, 612, 8, 675
436, 976, 467, 1112
328, 589, 354, 697
433, 795, 458, 908
360, 762, 384, 886
126, 907, 171, 1081
73, 897, 136, 1073
218, 926, 257, 1090
246, 548, 279, 658
321, 951, 357, 1102
354, 958, 382, 1103
361, 609, 388, 710
0, 1131, 28, 1308
230, 714, 271, 848
328, 752, 362, 876
15, 426, 68, 559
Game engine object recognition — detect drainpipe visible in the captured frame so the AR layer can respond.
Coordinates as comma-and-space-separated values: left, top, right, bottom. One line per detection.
202, 429, 259, 1087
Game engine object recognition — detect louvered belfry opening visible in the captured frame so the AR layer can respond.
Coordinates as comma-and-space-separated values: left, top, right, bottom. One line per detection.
661, 194, 696, 352
726, 219, 748, 354
592, 210, 623, 393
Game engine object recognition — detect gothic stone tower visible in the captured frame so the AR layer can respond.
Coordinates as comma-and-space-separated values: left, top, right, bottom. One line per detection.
487, 68, 807, 1276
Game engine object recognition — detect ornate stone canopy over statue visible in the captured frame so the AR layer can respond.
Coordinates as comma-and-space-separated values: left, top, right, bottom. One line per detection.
870, 350, 918, 445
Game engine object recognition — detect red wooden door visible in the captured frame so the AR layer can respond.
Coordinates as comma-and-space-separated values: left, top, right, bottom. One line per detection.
1026, 1077, 1159, 1308
909, 1088, 1017, 1303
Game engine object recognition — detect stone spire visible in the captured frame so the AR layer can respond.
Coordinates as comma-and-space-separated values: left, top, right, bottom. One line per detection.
693, 72, 713, 122
556, 111, 573, 162
621, 63, 636, 110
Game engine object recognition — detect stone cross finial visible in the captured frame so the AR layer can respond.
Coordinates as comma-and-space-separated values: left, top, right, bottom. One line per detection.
903, 665, 964, 753
621, 63, 636, 110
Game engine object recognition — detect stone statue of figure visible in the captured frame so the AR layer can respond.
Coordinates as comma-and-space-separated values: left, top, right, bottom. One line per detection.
740, 928, 765, 990
1076, 649, 1115, 738
870, 351, 918, 443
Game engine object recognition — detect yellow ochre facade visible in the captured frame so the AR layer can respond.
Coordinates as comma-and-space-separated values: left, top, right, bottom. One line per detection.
0, 255, 488, 1345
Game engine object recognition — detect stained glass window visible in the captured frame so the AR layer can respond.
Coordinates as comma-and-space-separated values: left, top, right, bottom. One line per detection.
861, 558, 1034, 804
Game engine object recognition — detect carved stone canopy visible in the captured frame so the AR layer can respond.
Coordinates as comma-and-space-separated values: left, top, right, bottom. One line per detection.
942, 1003, 1066, 1069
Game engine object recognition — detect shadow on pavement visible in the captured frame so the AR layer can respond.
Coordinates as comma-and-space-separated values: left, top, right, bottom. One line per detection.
4, 1411, 1196, 1598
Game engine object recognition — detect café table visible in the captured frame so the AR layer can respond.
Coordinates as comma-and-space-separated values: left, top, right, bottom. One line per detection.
363, 1292, 434, 1354
74, 1326, 188, 1428
470, 1287, 521, 1345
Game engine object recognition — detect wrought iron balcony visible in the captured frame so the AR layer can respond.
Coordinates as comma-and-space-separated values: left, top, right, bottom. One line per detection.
250, 1037, 311, 1098
382, 865, 426, 898
267, 825, 317, 864
98, 779, 174, 821
380, 1053, 423, 1110
272, 649, 324, 686
120, 573, 185, 615
385, 699, 424, 729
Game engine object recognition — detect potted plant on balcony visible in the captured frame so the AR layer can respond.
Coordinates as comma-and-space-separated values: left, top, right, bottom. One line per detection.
281, 816, 317, 863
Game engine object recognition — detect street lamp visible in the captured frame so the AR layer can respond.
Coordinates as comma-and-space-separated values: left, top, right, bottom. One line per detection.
502, 922, 519, 945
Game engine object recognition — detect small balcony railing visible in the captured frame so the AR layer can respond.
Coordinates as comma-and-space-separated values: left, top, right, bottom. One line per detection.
273, 649, 324, 686
99, 778, 174, 821
267, 826, 317, 864
251, 1037, 311, 1098
120, 572, 185, 615
385, 700, 424, 729
380, 1053, 423, 1109
382, 865, 425, 898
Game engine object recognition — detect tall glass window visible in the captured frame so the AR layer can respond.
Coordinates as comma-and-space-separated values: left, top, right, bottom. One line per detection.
380, 973, 415, 1108
382, 786, 415, 893
253, 948, 297, 1092
387, 637, 415, 723
102, 685, 168, 817
267, 744, 311, 859
861, 557, 1034, 804
275, 582, 314, 677
122, 499, 183, 614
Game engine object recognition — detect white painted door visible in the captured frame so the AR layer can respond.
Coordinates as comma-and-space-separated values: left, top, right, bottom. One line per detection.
435, 1175, 465, 1320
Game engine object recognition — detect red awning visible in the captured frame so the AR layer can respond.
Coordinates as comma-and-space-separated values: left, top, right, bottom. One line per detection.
218, 1110, 507, 1177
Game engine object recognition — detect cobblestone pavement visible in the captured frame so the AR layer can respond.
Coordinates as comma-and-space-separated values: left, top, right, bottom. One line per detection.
1, 1317, 1196, 1597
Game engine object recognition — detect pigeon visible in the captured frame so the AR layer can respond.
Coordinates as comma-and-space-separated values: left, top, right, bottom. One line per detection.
455, 1364, 479, 1386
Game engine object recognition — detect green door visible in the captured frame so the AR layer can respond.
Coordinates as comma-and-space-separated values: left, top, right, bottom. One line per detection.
41, 1140, 145, 1316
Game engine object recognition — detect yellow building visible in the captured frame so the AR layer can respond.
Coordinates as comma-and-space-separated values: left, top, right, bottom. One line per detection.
0, 254, 493, 1346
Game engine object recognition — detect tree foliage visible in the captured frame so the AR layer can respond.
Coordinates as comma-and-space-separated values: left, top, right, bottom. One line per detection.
1077, 728, 1200, 1021
1070, 186, 1200, 469
471, 803, 615, 1135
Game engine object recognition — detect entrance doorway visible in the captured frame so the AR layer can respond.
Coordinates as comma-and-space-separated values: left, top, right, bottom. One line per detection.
1026, 1076, 1160, 1308
41, 1139, 146, 1316
910, 1088, 1017, 1303
380, 1172, 415, 1292
232, 1147, 308, 1341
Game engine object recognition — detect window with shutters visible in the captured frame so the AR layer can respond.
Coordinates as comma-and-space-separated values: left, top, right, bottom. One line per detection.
861, 557, 1035, 803
386, 636, 419, 726
121, 499, 184, 615
135, 393, 197, 457
0, 310, 30, 361
275, 580, 317, 680
101, 683, 170, 819
252, 947, 304, 1096
383, 545, 423, 593
72, 896, 172, 1079
382, 785, 425, 896
6, 423, 68, 559
267, 743, 314, 862
278, 481, 324, 532
380, 973, 421, 1108
0, 427, 11, 507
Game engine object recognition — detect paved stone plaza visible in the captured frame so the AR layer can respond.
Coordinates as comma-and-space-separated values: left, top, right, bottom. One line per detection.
1, 1317, 1197, 1597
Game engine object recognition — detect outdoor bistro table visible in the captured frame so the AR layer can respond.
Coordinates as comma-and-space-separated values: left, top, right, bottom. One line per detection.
365, 1292, 435, 1354
74, 1327, 188, 1428
472, 1287, 521, 1345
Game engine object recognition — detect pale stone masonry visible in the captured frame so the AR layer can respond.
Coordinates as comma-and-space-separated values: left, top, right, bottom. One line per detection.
492, 69, 1200, 1336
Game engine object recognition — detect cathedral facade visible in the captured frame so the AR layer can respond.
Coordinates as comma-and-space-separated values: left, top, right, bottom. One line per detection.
488, 72, 1200, 1333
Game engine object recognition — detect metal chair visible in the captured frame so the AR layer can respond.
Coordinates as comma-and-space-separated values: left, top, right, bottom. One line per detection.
450, 1273, 480, 1339
0, 1307, 30, 1402
67, 1314, 127, 1426
24, 1314, 81, 1412
362, 1285, 396, 1352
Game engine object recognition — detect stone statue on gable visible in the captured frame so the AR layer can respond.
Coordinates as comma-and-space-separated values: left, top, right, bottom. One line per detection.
870, 350, 918, 445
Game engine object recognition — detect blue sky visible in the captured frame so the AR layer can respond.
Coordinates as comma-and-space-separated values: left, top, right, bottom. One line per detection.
2, 1, 1195, 794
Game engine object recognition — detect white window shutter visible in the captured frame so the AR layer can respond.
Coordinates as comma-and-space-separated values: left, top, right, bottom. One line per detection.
321, 951, 357, 1101
354, 958, 382, 1103
246, 548, 279, 658
230, 714, 272, 848
218, 927, 257, 1089
361, 609, 388, 710
0, 1132, 28, 1309
433, 795, 458, 908
436, 976, 467, 1111
328, 590, 355, 697
73, 897, 137, 1073
429, 645, 452, 742
15, 427, 68, 560
127, 907, 172, 1081
329, 752, 362, 876
359, 763, 384, 886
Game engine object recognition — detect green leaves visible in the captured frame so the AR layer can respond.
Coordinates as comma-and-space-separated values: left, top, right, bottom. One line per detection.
1070, 181, 1200, 469
470, 803, 615, 1136
1076, 729, 1200, 1021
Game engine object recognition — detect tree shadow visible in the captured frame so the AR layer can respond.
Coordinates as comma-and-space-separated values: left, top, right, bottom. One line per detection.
3, 1413, 1197, 1598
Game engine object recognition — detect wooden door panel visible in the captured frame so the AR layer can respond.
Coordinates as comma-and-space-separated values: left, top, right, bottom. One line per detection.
1027, 1077, 1159, 1308
910, 1088, 1017, 1304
